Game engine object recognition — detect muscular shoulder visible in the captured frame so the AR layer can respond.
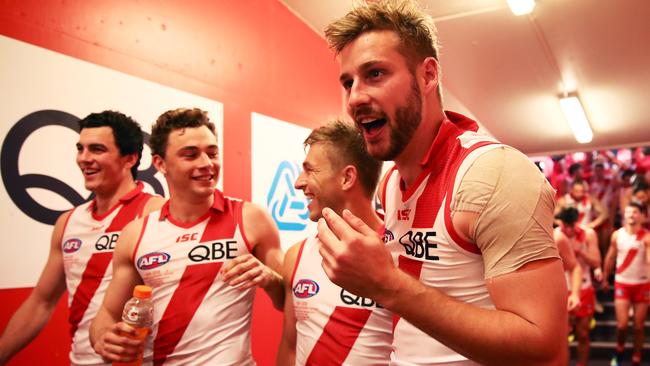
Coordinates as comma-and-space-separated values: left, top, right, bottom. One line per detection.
142, 196, 166, 215
453, 147, 551, 215
242, 201, 280, 249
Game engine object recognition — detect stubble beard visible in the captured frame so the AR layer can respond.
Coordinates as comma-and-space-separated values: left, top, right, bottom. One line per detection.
372, 78, 422, 161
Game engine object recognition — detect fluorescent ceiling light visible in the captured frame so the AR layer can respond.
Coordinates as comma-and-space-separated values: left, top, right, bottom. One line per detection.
559, 95, 593, 144
507, 0, 536, 16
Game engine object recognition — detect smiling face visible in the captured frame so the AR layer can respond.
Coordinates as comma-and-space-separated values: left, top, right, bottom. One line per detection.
624, 205, 644, 226
76, 126, 135, 195
294, 142, 345, 221
155, 125, 220, 200
338, 30, 423, 161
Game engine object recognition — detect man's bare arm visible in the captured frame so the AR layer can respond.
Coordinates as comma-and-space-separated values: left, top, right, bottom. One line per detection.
221, 202, 284, 310
318, 209, 567, 366
0, 212, 70, 365
276, 242, 301, 366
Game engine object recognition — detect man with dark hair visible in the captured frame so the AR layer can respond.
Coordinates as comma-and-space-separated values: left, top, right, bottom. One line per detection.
555, 207, 601, 366
316, 1, 567, 364
556, 180, 609, 230
91, 108, 284, 365
0, 110, 164, 365
603, 202, 650, 366
276, 119, 391, 365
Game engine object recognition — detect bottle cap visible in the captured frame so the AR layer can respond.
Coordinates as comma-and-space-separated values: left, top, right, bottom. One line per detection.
133, 285, 152, 298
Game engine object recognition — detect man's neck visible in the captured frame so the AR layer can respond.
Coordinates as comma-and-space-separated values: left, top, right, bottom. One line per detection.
343, 198, 382, 232
394, 111, 445, 190
93, 179, 137, 215
625, 223, 642, 235
168, 191, 214, 224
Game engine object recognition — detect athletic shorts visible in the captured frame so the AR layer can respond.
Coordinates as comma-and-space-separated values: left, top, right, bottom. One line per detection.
614, 282, 650, 303
571, 286, 596, 318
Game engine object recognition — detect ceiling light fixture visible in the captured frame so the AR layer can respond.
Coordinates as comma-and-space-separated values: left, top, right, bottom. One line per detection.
507, 0, 536, 16
559, 94, 593, 144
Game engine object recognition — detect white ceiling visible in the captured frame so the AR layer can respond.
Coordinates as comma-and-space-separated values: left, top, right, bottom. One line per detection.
281, 0, 650, 156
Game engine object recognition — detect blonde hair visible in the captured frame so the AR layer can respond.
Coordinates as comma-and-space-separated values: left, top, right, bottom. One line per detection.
324, 0, 439, 67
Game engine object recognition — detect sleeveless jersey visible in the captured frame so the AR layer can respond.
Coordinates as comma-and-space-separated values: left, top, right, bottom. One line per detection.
563, 194, 594, 228
558, 227, 593, 290
381, 113, 499, 365
61, 182, 152, 365
590, 177, 613, 205
133, 190, 256, 366
292, 234, 393, 366
614, 227, 650, 285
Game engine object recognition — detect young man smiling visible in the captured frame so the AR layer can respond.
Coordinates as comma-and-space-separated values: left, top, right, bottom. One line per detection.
276, 120, 391, 366
0, 111, 164, 366
90, 108, 284, 365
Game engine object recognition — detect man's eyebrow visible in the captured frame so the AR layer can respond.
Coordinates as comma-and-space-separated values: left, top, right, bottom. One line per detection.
339, 61, 383, 84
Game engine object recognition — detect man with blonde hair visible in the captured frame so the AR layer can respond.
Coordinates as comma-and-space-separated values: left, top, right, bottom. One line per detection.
277, 119, 391, 365
316, 1, 568, 364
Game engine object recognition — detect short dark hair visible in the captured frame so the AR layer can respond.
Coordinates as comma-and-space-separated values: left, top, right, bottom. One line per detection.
633, 182, 649, 195
304, 119, 381, 198
570, 179, 587, 189
568, 163, 583, 176
557, 207, 580, 226
628, 201, 647, 215
150, 108, 216, 158
78, 110, 143, 179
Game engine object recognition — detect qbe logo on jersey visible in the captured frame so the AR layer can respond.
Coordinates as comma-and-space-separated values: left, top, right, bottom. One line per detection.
267, 161, 309, 231
293, 279, 320, 299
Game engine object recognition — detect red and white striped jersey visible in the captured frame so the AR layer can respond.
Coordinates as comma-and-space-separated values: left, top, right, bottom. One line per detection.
614, 227, 650, 285
61, 182, 153, 365
563, 194, 594, 228
557, 226, 593, 290
133, 190, 256, 366
590, 177, 614, 206
292, 234, 393, 366
382, 114, 499, 365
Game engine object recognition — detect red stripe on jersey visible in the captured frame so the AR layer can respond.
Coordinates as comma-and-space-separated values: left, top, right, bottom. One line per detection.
393, 255, 424, 331
68, 252, 112, 336
68, 192, 150, 339
636, 229, 647, 242
305, 306, 372, 366
381, 166, 397, 210
617, 248, 639, 274
290, 238, 308, 286
153, 261, 223, 365
153, 207, 237, 365
105, 194, 151, 232
131, 216, 150, 262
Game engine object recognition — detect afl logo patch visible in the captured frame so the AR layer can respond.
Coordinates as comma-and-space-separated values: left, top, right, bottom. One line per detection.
293, 279, 320, 298
137, 252, 171, 270
62, 238, 82, 253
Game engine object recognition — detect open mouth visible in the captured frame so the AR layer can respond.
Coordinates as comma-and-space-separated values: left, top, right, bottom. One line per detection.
82, 168, 99, 176
192, 174, 214, 181
361, 118, 387, 134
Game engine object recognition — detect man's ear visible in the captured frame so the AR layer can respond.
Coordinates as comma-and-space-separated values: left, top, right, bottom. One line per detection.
421, 56, 440, 96
341, 165, 357, 192
123, 153, 138, 171
152, 155, 167, 175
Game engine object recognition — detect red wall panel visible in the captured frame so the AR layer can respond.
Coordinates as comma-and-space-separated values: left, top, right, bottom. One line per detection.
0, 1, 342, 364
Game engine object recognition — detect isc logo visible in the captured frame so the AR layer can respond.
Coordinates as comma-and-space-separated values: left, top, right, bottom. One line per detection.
137, 252, 171, 270
62, 238, 82, 253
293, 279, 319, 299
